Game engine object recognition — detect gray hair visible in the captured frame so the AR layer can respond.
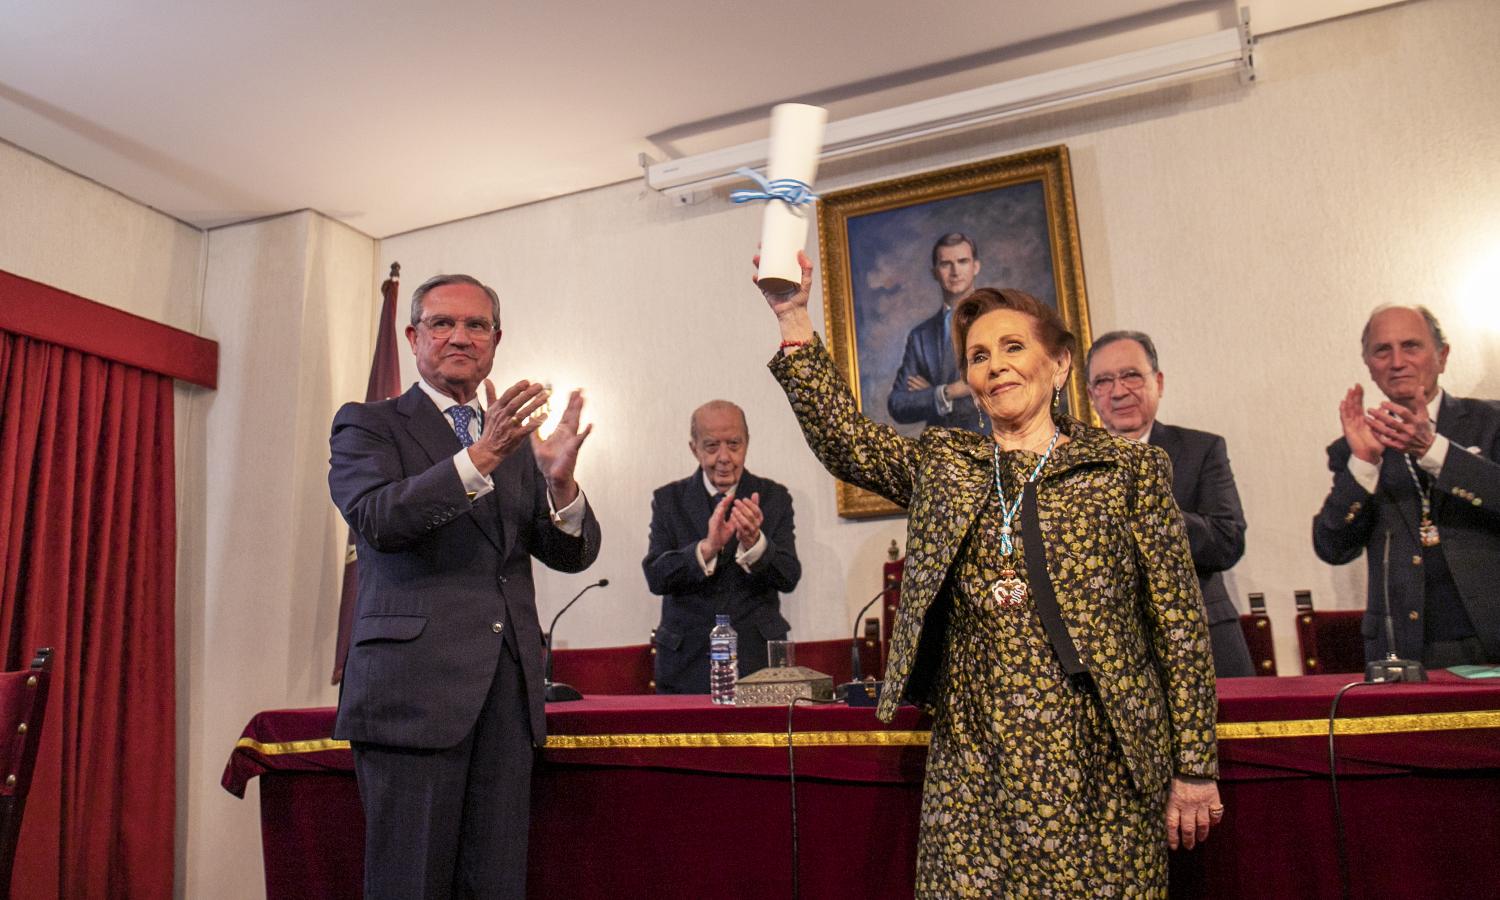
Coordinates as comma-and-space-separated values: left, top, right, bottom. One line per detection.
409, 274, 502, 329
1361, 304, 1448, 354
690, 400, 749, 442
1085, 330, 1160, 379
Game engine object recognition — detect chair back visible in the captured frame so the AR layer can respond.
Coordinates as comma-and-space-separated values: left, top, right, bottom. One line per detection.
1293, 590, 1365, 674
1, 648, 53, 894
1239, 592, 1278, 676
551, 642, 656, 694
790, 638, 883, 686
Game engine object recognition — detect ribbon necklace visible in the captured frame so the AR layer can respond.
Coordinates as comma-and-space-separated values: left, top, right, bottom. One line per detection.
1402, 455, 1441, 547
990, 426, 1061, 607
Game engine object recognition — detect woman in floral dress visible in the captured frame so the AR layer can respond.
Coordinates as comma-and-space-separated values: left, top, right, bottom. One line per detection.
757, 252, 1223, 898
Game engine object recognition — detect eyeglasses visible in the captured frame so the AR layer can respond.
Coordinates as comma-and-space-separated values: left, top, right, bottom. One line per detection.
1088, 370, 1148, 394
418, 316, 497, 341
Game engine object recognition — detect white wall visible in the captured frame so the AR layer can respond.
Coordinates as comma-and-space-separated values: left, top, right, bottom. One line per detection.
382, 0, 1500, 677
180, 210, 375, 899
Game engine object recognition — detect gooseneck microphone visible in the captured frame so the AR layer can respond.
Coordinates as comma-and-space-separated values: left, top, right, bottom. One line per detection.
840, 587, 889, 705
544, 578, 610, 702
1364, 532, 1426, 683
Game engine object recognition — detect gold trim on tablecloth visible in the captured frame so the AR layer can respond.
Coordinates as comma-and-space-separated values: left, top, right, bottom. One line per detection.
544, 730, 932, 750
237, 736, 351, 755
235, 709, 1500, 758
1215, 709, 1500, 740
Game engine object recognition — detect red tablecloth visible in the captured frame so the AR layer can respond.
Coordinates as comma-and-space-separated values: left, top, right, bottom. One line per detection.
224, 674, 1500, 900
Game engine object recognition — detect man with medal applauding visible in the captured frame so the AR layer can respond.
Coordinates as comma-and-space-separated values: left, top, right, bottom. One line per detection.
1314, 304, 1500, 667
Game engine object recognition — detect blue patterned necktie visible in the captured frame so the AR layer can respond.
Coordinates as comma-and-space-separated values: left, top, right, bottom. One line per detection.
447, 405, 476, 448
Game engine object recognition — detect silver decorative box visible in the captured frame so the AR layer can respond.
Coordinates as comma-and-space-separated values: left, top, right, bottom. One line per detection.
733, 665, 834, 707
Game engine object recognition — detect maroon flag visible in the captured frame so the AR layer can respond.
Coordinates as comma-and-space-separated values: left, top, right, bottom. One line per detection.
332, 262, 404, 684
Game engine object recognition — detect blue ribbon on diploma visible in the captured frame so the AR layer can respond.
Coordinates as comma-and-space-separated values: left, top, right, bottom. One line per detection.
728, 167, 818, 206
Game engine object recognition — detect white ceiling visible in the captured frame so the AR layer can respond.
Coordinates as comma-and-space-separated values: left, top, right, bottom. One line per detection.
0, 1, 1385, 238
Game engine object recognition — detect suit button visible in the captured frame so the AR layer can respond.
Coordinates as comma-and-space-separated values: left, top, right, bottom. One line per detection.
492, 621, 504, 634
498, 576, 507, 585
1408, 610, 1420, 622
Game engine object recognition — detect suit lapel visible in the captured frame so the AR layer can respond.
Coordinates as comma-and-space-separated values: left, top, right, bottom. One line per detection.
397, 384, 505, 554
1148, 422, 1191, 507
397, 385, 460, 466
1380, 447, 1423, 544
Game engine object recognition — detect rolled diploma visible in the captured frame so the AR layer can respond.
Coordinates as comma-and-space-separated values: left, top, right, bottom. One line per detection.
754, 103, 828, 293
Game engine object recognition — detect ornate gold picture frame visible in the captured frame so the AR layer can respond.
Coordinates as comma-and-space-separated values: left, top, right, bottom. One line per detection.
817, 144, 1094, 519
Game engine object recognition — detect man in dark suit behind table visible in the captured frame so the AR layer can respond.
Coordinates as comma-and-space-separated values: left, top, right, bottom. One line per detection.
1314, 304, 1500, 666
1087, 330, 1255, 678
644, 400, 801, 692
329, 273, 600, 899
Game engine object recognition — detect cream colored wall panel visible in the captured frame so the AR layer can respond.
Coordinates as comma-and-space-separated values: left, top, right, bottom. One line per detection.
380, 0, 1499, 679
181, 211, 375, 900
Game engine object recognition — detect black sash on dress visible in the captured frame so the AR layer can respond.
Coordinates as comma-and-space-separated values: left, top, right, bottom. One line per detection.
1021, 482, 1093, 691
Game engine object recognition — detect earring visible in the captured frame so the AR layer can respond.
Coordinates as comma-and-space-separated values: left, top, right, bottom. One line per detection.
1052, 386, 1061, 410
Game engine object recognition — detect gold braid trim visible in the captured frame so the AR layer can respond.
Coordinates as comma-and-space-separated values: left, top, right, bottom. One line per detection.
545, 730, 932, 750
1216, 709, 1500, 740
234, 710, 1500, 758
236, 736, 351, 756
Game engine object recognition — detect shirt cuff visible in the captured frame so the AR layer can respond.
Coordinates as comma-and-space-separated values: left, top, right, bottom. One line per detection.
1347, 453, 1382, 494
1416, 434, 1450, 478
548, 488, 587, 537
697, 541, 718, 577
934, 385, 954, 416
735, 531, 768, 572
453, 449, 494, 500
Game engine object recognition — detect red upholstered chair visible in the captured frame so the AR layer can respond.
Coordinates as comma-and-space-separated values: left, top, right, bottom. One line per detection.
1239, 592, 1278, 676
791, 638, 883, 685
1, 648, 53, 895
550, 642, 657, 694
1293, 590, 1366, 675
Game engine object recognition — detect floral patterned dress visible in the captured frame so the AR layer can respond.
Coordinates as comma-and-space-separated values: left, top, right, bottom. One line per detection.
915, 446, 1164, 898
767, 339, 1216, 899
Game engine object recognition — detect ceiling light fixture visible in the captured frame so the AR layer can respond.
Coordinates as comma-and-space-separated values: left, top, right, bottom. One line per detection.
644, 9, 1254, 202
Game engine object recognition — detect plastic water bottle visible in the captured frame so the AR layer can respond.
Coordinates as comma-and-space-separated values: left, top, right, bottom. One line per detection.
709, 615, 738, 705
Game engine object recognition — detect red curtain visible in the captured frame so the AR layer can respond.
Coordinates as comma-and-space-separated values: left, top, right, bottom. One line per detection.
0, 330, 176, 897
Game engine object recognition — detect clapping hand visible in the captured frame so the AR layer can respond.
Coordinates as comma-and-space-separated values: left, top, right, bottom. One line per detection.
699, 493, 737, 562
730, 492, 763, 551
532, 388, 592, 507
468, 379, 550, 474
1366, 384, 1436, 457
1339, 384, 1383, 465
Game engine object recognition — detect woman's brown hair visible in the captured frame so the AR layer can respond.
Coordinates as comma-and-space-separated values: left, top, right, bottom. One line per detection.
951, 287, 1077, 370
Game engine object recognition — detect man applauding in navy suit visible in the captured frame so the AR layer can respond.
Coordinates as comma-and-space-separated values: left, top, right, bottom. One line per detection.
329, 273, 600, 899
1087, 330, 1254, 678
1314, 305, 1500, 666
644, 401, 801, 692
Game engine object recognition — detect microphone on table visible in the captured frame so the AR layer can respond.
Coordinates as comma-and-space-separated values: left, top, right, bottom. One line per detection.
1364, 532, 1426, 683
839, 587, 889, 706
544, 578, 610, 702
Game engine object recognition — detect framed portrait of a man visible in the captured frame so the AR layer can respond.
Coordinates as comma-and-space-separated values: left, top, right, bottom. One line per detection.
816, 144, 1093, 519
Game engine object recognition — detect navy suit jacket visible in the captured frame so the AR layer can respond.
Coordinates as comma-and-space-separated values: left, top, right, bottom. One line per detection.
329, 383, 601, 749
1149, 421, 1247, 626
1314, 392, 1500, 661
887, 307, 989, 433
643, 469, 801, 693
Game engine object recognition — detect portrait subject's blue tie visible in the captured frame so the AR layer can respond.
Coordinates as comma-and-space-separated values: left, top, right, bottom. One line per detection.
448, 405, 476, 448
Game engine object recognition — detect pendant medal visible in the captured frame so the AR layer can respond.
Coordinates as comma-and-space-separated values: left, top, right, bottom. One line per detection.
1420, 518, 1441, 547
993, 568, 1027, 608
